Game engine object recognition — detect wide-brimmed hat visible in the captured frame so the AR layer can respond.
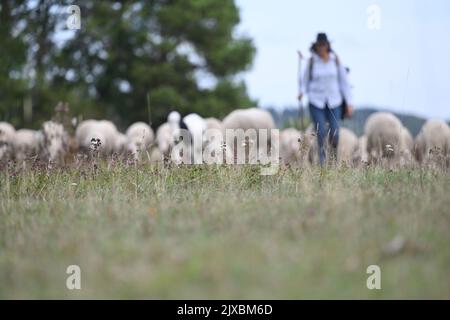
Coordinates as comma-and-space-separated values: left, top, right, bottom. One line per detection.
314, 33, 330, 45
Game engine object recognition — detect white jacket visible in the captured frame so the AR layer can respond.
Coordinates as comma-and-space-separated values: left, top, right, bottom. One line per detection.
299, 52, 353, 109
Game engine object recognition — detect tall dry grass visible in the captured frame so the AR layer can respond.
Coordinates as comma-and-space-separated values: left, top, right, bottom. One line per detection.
0, 160, 449, 298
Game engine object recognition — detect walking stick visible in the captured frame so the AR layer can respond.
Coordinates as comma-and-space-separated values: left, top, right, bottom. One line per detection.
297, 50, 305, 131
146, 91, 152, 127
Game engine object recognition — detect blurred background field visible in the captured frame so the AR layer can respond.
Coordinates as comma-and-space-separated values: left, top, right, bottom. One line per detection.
1, 165, 449, 299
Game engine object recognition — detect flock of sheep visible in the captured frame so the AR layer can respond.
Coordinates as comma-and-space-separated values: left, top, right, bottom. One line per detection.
295, 112, 450, 168
1, 107, 450, 169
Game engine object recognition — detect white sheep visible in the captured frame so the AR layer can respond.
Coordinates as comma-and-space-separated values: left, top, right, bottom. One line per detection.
167, 111, 182, 143
203, 117, 225, 159
75, 120, 105, 154
353, 135, 369, 165
222, 108, 275, 132
125, 122, 155, 159
155, 122, 173, 156
0, 122, 15, 160
155, 119, 187, 163
98, 120, 120, 154
280, 128, 311, 166
155, 111, 185, 160
75, 119, 119, 156
414, 119, 450, 164
114, 132, 128, 155
307, 126, 358, 165
338, 127, 359, 165
163, 112, 209, 164
202, 127, 234, 165
364, 112, 405, 161
12, 129, 43, 161
222, 108, 277, 164
181, 113, 207, 164
399, 126, 414, 165
402, 127, 414, 152
205, 117, 223, 131
40, 121, 69, 163
160, 111, 184, 163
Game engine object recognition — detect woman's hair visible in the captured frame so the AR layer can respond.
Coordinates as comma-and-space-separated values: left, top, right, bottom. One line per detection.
310, 42, 333, 54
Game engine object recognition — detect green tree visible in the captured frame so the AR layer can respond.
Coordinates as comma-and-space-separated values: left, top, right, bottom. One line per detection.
0, 0, 28, 125
1, 0, 80, 127
1, 0, 257, 129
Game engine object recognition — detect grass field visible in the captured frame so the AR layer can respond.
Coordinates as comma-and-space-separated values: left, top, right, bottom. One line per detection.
0, 162, 449, 299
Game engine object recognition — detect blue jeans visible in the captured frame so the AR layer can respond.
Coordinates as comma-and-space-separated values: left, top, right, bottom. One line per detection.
309, 103, 343, 166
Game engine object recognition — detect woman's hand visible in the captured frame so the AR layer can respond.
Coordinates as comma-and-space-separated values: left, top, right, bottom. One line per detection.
345, 104, 354, 117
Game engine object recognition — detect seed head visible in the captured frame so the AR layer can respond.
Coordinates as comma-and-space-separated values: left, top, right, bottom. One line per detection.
90, 138, 102, 151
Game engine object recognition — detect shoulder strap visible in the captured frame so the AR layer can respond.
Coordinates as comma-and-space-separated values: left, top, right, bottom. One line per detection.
309, 54, 342, 81
334, 53, 340, 67
334, 54, 341, 80
334, 54, 346, 106
310, 55, 340, 80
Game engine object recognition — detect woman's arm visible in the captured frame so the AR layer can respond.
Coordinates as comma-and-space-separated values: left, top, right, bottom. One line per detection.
338, 61, 353, 106
336, 58, 354, 116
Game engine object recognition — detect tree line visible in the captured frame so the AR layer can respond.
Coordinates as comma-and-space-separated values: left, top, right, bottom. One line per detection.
0, 0, 256, 129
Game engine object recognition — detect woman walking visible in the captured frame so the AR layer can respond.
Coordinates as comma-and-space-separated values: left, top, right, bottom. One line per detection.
298, 33, 353, 166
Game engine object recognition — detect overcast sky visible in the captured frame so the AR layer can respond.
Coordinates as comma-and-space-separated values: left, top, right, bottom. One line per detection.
235, 0, 450, 119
